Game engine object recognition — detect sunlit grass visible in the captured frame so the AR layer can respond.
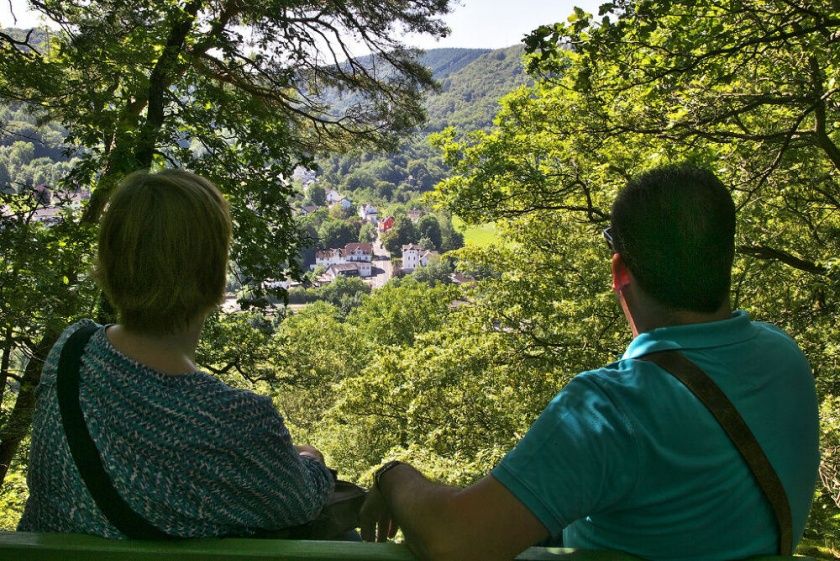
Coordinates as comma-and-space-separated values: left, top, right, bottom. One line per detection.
452, 216, 500, 247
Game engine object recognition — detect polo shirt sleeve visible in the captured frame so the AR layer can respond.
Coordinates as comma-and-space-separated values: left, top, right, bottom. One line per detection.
491, 374, 640, 537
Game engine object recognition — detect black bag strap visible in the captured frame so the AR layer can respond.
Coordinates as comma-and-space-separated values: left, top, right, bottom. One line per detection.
56, 324, 174, 540
640, 350, 792, 556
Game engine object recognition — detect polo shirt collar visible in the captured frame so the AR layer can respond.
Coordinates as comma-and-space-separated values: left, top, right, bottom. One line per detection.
622, 310, 754, 360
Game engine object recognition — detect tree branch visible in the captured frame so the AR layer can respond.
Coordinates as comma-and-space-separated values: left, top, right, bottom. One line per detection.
737, 244, 827, 275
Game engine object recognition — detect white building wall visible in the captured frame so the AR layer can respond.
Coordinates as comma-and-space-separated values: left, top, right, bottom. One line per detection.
402, 248, 420, 271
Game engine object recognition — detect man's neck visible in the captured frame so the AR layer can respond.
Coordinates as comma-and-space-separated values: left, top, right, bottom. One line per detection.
622, 290, 731, 337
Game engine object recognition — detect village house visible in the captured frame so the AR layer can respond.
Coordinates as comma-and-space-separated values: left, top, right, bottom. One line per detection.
322, 261, 372, 280
315, 242, 374, 278
359, 203, 378, 224
315, 248, 344, 267
450, 272, 476, 285
343, 242, 373, 262
401, 243, 439, 272
325, 189, 352, 210
292, 167, 317, 187
262, 279, 291, 291
378, 215, 395, 232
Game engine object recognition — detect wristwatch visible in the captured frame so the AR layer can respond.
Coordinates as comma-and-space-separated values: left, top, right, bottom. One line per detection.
374, 460, 403, 492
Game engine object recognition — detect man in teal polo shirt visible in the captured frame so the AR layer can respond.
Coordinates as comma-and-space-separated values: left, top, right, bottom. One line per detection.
359, 164, 819, 561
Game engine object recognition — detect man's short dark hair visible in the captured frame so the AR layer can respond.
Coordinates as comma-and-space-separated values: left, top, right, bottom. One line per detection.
610, 164, 736, 313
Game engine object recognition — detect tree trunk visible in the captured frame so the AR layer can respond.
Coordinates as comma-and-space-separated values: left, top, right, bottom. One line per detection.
0, 330, 58, 485
0, 327, 12, 404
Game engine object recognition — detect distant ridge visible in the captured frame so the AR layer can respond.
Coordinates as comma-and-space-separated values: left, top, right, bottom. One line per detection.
311, 44, 530, 205
417, 48, 492, 79
423, 44, 528, 132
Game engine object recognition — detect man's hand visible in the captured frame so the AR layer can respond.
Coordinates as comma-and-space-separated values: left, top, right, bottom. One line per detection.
295, 444, 325, 464
361, 463, 549, 561
360, 485, 399, 542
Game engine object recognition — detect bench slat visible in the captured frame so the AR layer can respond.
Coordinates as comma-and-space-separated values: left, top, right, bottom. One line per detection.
0, 532, 814, 561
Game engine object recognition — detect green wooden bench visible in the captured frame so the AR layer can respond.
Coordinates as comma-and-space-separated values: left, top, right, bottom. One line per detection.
0, 532, 817, 561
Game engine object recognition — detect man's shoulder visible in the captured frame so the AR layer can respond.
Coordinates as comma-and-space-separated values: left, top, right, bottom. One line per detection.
573, 357, 662, 389
749, 319, 806, 352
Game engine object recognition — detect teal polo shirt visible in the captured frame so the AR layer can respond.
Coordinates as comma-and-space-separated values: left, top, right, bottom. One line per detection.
492, 311, 818, 561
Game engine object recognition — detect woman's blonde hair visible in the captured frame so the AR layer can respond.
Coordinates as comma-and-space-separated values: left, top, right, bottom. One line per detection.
94, 170, 232, 334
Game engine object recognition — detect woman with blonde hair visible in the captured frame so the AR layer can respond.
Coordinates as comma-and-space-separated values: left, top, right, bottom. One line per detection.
19, 169, 333, 538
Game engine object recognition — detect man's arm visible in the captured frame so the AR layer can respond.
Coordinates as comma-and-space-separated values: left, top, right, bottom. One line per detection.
360, 462, 549, 561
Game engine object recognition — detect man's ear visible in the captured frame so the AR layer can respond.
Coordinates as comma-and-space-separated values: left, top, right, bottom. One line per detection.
611, 253, 632, 292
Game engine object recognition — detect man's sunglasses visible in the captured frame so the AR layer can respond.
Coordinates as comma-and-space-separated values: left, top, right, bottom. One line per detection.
602, 227, 617, 252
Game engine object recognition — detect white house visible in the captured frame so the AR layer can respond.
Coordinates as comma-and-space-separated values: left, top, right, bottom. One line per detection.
343, 242, 373, 262
293, 167, 317, 186
314, 243, 373, 277
401, 244, 439, 272
359, 203, 378, 224
353, 261, 372, 277
262, 279, 291, 291
322, 263, 370, 281
326, 189, 343, 204
315, 248, 344, 267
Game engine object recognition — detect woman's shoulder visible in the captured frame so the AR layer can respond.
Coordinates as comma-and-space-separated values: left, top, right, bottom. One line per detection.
40, 319, 103, 387
185, 373, 280, 428
59, 318, 101, 344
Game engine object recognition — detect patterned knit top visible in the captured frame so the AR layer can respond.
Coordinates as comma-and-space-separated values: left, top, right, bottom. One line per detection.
18, 320, 334, 538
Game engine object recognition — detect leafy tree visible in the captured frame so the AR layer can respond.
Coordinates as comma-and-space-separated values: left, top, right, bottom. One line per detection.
319, 219, 360, 250
316, 276, 371, 316
438, 214, 465, 252
407, 160, 434, 190
307, 184, 326, 207
197, 310, 282, 390
268, 301, 370, 439
368, 160, 405, 184
381, 215, 420, 255
0, 190, 98, 484
298, 222, 320, 267
373, 180, 395, 200
417, 236, 436, 251
412, 255, 455, 286
0, 0, 455, 490
347, 277, 458, 347
343, 169, 376, 191
329, 203, 357, 220
416, 214, 443, 250
359, 222, 377, 243
431, 0, 840, 543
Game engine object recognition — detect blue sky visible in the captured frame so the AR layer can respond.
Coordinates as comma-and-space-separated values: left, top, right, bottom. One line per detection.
2, 1, 603, 51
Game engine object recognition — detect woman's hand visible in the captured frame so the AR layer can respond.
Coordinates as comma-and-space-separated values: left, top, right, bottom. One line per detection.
295, 444, 325, 464
360, 486, 399, 542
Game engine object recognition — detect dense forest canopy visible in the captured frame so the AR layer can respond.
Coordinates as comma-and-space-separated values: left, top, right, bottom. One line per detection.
0, 0, 455, 497
431, 0, 839, 544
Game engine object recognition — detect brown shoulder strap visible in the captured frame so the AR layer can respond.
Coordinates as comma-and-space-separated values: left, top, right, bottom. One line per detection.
640, 350, 792, 556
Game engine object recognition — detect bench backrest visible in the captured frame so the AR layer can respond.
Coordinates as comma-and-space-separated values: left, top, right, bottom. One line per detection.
0, 531, 815, 561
